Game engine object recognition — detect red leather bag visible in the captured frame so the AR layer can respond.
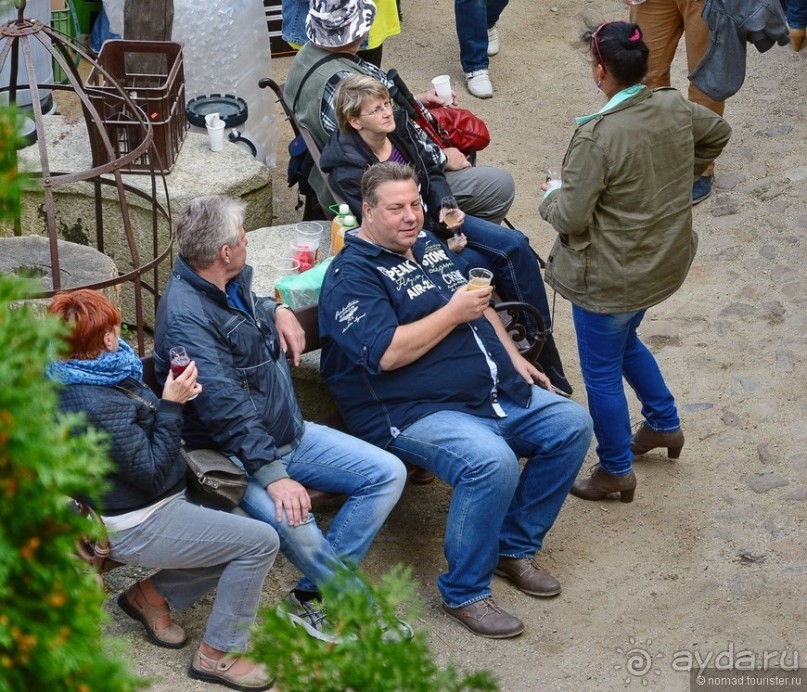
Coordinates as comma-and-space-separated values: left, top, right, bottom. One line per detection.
427, 106, 491, 155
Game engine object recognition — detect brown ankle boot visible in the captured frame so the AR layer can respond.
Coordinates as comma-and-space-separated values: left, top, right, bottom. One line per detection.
571, 466, 636, 503
630, 423, 684, 459
790, 27, 805, 51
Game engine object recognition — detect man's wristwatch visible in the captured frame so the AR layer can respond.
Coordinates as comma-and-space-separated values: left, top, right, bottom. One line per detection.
276, 302, 292, 312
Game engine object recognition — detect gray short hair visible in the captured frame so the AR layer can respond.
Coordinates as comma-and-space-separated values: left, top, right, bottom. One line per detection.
176, 196, 246, 270
361, 161, 418, 208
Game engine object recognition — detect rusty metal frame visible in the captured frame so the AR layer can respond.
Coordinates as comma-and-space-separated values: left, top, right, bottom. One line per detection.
1, 4, 175, 355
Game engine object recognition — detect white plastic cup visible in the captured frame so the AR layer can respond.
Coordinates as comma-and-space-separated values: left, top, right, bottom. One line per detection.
206, 121, 226, 152
467, 267, 493, 290
432, 74, 453, 105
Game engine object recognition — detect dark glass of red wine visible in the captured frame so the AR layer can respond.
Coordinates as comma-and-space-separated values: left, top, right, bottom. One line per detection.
169, 346, 191, 377
169, 346, 198, 400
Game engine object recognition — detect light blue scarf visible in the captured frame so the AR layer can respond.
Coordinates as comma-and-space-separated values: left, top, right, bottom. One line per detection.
47, 339, 143, 386
575, 84, 646, 127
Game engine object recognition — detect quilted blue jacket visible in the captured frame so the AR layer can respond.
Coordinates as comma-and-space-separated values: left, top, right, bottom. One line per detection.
58, 379, 186, 515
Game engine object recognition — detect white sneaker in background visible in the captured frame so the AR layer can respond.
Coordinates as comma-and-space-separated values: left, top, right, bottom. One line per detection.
487, 25, 500, 56
466, 69, 494, 99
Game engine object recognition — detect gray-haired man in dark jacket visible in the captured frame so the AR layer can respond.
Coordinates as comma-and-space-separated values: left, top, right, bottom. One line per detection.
154, 195, 407, 643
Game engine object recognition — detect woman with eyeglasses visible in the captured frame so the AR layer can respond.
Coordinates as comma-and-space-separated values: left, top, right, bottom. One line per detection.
320, 73, 575, 397
539, 21, 731, 502
47, 289, 278, 691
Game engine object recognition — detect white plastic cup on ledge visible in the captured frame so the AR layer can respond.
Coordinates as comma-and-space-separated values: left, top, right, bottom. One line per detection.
432, 75, 453, 105
205, 112, 226, 152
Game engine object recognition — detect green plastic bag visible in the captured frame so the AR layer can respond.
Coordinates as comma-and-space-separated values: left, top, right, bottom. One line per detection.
275, 257, 333, 309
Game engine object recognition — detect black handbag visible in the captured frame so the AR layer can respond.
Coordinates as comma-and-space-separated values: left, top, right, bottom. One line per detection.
180, 448, 248, 510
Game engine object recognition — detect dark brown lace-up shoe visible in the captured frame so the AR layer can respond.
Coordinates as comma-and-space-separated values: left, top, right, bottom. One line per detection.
631, 423, 684, 459
442, 597, 524, 639
494, 557, 561, 597
571, 465, 637, 503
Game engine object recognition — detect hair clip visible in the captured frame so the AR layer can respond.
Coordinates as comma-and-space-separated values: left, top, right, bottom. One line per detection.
629, 28, 641, 42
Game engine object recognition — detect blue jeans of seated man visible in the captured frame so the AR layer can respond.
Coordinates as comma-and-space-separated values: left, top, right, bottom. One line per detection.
572, 306, 680, 477
110, 494, 279, 652
389, 386, 591, 608
239, 421, 406, 594
459, 213, 552, 334
454, 0, 511, 72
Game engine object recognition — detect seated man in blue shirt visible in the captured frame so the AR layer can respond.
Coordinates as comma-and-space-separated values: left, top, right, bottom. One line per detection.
318, 162, 593, 639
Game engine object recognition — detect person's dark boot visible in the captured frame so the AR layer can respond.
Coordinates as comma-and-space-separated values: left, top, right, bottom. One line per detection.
536, 333, 573, 397
631, 423, 684, 459
571, 465, 637, 503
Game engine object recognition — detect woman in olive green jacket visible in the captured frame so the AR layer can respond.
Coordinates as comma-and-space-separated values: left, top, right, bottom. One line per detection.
539, 21, 731, 502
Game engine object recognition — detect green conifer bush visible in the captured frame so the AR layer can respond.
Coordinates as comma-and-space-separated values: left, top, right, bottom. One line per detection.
252, 565, 497, 691
0, 103, 141, 691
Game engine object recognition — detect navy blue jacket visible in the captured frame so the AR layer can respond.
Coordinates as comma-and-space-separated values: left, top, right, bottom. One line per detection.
154, 256, 304, 488
57, 379, 186, 515
319, 229, 531, 449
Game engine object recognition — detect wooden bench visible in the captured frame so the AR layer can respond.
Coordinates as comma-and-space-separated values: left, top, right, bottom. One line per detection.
142, 301, 546, 504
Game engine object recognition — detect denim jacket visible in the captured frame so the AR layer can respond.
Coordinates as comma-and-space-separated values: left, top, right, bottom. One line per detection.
689, 0, 789, 101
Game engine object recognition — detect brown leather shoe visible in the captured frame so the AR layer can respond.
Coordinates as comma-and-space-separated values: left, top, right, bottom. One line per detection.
570, 466, 637, 503
189, 649, 273, 691
117, 581, 188, 649
494, 557, 561, 597
442, 597, 524, 639
630, 423, 684, 459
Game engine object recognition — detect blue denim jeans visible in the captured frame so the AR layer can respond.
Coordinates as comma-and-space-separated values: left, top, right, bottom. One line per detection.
389, 386, 591, 608
785, 0, 807, 27
239, 422, 406, 593
110, 494, 279, 652
454, 0, 511, 72
459, 214, 552, 333
572, 306, 680, 476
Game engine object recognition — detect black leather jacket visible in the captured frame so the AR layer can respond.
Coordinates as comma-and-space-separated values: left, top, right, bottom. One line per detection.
154, 256, 304, 488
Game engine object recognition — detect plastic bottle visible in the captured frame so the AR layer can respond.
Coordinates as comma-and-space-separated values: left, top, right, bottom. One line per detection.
331, 205, 357, 255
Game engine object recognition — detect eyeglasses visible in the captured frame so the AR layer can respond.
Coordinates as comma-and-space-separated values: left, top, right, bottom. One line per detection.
359, 100, 392, 117
591, 20, 628, 65
591, 22, 608, 66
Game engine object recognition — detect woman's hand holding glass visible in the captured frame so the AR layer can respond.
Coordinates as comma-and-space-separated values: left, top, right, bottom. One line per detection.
163, 360, 202, 404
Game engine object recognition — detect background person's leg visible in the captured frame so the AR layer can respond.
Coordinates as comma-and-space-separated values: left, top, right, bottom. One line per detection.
444, 166, 515, 224
630, 0, 685, 88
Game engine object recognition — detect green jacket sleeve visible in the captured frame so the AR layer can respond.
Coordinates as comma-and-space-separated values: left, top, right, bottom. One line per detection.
688, 101, 732, 177
539, 130, 608, 244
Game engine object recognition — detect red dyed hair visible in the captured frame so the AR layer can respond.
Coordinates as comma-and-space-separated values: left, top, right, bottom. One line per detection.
48, 289, 121, 360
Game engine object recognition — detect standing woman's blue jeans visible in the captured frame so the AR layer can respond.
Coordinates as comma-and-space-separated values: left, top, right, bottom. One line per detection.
572, 306, 680, 476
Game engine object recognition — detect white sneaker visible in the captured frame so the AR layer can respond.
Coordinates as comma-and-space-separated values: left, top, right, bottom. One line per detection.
487, 25, 500, 56
466, 70, 493, 99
